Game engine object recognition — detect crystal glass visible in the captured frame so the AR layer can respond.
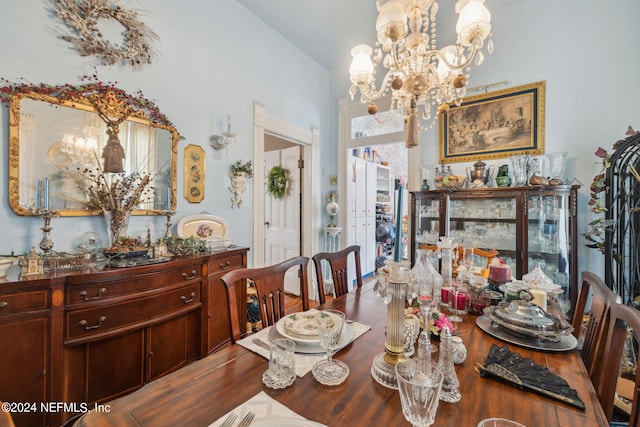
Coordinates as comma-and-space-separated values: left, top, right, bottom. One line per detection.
262, 338, 295, 389
418, 295, 438, 354
312, 309, 349, 385
546, 151, 568, 180
395, 359, 444, 427
448, 279, 463, 323
510, 155, 529, 186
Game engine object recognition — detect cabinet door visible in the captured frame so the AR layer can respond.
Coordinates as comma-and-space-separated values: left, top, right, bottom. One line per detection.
148, 311, 199, 381
0, 316, 48, 427
447, 194, 520, 275
84, 330, 145, 404
354, 158, 367, 218
526, 192, 573, 294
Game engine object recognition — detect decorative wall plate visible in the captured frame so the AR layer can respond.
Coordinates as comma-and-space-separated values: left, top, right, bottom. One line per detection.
177, 214, 229, 240
184, 145, 205, 203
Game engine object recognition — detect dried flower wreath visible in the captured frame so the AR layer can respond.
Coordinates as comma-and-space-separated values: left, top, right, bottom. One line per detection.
49, 0, 159, 70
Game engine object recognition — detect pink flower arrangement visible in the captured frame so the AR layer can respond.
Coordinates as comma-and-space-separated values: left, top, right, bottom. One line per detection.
405, 305, 455, 336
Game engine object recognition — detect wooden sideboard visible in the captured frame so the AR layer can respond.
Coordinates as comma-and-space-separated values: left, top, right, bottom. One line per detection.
0, 247, 248, 427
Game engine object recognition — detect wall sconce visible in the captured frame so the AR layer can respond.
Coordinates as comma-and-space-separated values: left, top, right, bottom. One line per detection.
209, 115, 236, 150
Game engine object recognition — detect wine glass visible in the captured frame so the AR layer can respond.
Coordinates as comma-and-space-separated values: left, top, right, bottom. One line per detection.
418, 295, 438, 354
312, 309, 349, 386
448, 279, 463, 323
395, 359, 444, 427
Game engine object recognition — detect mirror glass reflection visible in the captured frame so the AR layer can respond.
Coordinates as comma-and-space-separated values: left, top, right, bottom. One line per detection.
9, 96, 177, 216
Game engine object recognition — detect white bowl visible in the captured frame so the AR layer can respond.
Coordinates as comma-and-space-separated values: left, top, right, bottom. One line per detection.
0, 257, 15, 278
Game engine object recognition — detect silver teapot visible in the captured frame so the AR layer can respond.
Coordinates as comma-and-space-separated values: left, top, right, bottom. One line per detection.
466, 160, 495, 186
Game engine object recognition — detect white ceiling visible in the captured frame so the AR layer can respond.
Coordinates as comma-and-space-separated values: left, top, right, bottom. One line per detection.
236, 0, 378, 70
236, 1, 517, 71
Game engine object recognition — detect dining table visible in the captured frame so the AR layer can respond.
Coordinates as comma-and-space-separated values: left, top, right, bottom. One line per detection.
74, 283, 608, 427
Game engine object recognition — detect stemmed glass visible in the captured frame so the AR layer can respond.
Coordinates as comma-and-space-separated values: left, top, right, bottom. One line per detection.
396, 359, 444, 427
448, 279, 463, 323
418, 295, 438, 354
312, 309, 349, 386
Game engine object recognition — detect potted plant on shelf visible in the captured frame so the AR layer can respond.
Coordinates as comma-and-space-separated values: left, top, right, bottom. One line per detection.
228, 160, 253, 208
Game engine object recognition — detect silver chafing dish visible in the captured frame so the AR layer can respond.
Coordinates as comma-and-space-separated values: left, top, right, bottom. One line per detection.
483, 290, 574, 342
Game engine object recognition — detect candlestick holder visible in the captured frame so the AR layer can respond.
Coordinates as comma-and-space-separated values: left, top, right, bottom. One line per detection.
162, 210, 175, 238
31, 207, 60, 255
371, 259, 414, 389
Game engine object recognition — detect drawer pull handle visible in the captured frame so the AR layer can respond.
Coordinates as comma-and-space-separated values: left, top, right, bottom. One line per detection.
181, 292, 196, 304
0, 301, 7, 308
79, 316, 106, 330
182, 270, 197, 280
80, 288, 107, 301
219, 261, 231, 270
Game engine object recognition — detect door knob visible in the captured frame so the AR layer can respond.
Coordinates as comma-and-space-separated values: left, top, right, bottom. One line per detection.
264, 222, 270, 228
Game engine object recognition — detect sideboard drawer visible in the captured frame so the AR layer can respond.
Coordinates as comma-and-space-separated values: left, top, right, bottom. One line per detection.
0, 290, 49, 316
65, 263, 202, 305
208, 253, 245, 274
65, 283, 201, 342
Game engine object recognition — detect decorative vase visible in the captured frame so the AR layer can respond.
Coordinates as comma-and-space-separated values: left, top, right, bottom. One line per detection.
451, 336, 467, 364
403, 313, 421, 357
104, 210, 131, 247
496, 164, 511, 187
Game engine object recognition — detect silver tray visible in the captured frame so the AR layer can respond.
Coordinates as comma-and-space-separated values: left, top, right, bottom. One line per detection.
476, 315, 577, 352
484, 299, 574, 342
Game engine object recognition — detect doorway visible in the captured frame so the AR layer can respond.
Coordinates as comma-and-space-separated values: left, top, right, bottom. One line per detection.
264, 143, 302, 295
251, 102, 320, 298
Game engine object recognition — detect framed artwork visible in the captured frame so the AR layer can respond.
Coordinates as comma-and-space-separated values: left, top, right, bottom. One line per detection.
439, 81, 545, 163
184, 144, 205, 203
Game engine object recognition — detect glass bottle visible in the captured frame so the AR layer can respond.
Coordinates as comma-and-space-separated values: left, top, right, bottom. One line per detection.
438, 326, 461, 403
413, 248, 442, 300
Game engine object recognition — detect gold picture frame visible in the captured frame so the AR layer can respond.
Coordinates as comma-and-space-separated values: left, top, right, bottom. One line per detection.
439, 81, 545, 164
184, 144, 205, 203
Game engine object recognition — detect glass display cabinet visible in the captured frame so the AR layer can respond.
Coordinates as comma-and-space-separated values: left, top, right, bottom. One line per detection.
410, 185, 580, 313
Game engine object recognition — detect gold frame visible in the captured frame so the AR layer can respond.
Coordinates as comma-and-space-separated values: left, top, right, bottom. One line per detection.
7, 91, 179, 216
184, 144, 205, 203
439, 81, 545, 164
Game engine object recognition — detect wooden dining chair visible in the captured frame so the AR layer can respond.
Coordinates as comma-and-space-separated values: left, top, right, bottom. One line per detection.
597, 303, 640, 425
221, 256, 310, 343
312, 245, 362, 304
573, 271, 622, 387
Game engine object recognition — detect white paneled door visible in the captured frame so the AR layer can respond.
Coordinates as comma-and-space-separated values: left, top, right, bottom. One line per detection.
264, 145, 302, 295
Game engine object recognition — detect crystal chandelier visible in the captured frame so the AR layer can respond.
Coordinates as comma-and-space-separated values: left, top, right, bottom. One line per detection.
349, 0, 493, 148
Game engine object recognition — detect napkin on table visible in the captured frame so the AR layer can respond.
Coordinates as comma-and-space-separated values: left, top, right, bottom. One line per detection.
208, 391, 326, 427
237, 321, 371, 377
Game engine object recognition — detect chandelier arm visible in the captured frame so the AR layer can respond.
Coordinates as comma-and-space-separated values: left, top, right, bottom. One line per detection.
360, 69, 397, 103
437, 45, 478, 71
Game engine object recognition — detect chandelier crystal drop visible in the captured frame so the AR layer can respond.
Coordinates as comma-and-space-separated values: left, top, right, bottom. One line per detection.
349, 0, 493, 148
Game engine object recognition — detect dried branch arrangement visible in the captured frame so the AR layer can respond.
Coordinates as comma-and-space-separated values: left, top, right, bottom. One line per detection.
49, 0, 159, 70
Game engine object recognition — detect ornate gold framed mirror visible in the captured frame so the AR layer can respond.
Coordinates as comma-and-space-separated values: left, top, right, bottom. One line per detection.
7, 90, 178, 216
